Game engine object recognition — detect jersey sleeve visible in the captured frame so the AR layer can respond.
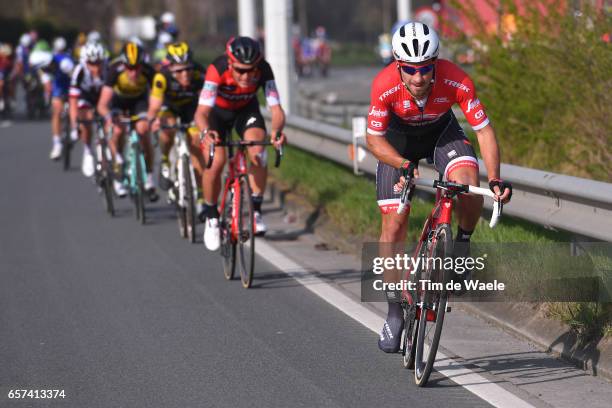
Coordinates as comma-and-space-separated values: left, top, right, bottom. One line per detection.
69, 64, 83, 97
259, 61, 280, 107
198, 63, 221, 107
367, 75, 392, 136
150, 72, 167, 100
455, 74, 490, 131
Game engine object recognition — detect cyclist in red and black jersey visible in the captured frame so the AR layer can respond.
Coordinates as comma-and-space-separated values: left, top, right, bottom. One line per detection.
195, 36, 286, 251
366, 22, 512, 353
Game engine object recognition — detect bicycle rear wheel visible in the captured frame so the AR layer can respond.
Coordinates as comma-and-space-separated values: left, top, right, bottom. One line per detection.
236, 175, 255, 288
220, 181, 236, 280
183, 156, 196, 243
414, 223, 452, 386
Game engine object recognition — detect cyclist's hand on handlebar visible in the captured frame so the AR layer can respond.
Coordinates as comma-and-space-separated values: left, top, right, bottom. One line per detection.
394, 160, 419, 192
205, 129, 221, 144
271, 131, 286, 148
489, 178, 512, 204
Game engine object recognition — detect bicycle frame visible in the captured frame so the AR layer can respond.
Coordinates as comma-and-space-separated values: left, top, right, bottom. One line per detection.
219, 147, 249, 242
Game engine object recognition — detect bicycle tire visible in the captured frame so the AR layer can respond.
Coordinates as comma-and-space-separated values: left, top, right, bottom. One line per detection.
237, 175, 255, 288
134, 143, 146, 225
402, 306, 419, 370
183, 156, 196, 243
414, 223, 452, 386
62, 115, 71, 171
103, 173, 115, 217
220, 181, 236, 280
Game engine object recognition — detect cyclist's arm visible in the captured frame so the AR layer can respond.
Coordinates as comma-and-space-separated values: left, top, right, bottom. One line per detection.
475, 124, 501, 182
194, 103, 212, 134
97, 85, 113, 119
148, 73, 166, 121
366, 132, 405, 169
269, 103, 285, 137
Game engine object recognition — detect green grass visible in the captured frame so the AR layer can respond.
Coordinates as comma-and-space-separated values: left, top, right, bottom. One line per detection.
270, 145, 568, 243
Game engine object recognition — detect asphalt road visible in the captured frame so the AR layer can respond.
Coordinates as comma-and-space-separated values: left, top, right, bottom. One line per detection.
0, 120, 493, 407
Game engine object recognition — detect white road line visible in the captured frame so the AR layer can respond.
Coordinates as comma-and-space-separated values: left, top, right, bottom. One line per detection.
256, 239, 535, 408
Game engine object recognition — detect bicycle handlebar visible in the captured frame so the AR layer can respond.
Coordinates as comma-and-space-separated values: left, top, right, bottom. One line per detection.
398, 177, 503, 228
204, 131, 283, 169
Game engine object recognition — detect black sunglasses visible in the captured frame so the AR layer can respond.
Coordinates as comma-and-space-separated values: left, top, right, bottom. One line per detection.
232, 65, 256, 74
170, 67, 192, 74
399, 63, 435, 75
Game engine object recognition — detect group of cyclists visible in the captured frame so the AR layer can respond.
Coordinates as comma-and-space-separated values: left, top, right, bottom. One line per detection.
7, 12, 287, 253
7, 16, 514, 354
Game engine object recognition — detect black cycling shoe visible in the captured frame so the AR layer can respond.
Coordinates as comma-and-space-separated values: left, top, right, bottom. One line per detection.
147, 187, 159, 203
452, 240, 471, 296
378, 317, 404, 353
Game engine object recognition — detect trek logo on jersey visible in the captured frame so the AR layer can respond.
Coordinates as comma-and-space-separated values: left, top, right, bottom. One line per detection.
433, 97, 450, 104
466, 98, 481, 113
369, 107, 388, 117
403, 100, 410, 109
443, 79, 470, 93
378, 84, 401, 101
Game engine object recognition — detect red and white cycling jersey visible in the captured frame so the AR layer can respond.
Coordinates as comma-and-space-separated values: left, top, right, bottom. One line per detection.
367, 59, 489, 135
198, 56, 280, 111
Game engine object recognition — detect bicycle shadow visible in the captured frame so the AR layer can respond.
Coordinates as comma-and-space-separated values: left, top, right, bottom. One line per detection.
427, 350, 591, 388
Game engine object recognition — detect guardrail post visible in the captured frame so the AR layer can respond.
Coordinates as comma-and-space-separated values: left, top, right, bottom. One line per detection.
351, 117, 367, 175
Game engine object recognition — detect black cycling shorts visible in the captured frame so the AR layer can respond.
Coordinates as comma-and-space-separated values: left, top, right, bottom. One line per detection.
208, 98, 266, 140
110, 93, 148, 118
161, 102, 198, 125
376, 110, 479, 214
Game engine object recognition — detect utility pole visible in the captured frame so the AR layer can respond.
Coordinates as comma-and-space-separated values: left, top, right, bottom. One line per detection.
397, 0, 412, 21
238, 0, 257, 38
264, 0, 295, 114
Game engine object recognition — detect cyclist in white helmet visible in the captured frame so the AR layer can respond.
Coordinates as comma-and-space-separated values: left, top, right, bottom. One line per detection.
69, 42, 107, 177
366, 22, 512, 353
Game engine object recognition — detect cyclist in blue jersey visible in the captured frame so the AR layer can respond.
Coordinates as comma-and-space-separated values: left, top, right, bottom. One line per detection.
48, 37, 75, 160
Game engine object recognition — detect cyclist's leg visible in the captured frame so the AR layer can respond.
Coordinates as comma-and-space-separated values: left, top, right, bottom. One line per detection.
376, 160, 412, 352
132, 97, 158, 201
157, 110, 176, 190
77, 102, 95, 176
49, 90, 65, 159
108, 95, 126, 163
201, 107, 230, 250
235, 100, 268, 232
203, 107, 231, 206
158, 106, 176, 163
433, 114, 483, 243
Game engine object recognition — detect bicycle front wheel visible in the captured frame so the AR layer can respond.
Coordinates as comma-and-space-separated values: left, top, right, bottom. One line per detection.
134, 144, 146, 225
414, 223, 452, 387
236, 175, 255, 288
220, 181, 236, 280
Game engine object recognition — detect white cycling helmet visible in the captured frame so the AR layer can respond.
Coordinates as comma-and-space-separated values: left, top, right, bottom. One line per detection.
19, 33, 32, 48
82, 41, 106, 63
53, 37, 67, 53
29, 50, 53, 70
87, 30, 101, 44
160, 12, 175, 25
392, 21, 439, 64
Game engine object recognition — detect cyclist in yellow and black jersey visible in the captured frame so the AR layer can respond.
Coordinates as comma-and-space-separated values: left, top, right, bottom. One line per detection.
147, 42, 207, 215
97, 42, 158, 200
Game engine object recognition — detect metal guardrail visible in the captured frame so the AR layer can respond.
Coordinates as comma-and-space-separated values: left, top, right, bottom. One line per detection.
264, 112, 612, 242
